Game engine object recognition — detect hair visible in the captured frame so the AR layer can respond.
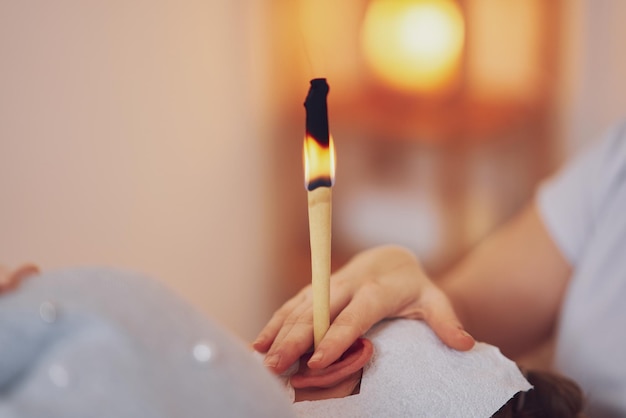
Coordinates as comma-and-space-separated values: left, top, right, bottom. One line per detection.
492, 369, 585, 418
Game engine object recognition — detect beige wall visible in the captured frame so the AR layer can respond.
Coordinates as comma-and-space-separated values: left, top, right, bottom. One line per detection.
0, 1, 275, 340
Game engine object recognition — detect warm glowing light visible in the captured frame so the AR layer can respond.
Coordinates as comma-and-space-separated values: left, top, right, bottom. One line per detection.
303, 134, 336, 190
361, 0, 465, 93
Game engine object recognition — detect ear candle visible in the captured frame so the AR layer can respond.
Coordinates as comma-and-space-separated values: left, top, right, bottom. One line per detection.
303, 78, 334, 348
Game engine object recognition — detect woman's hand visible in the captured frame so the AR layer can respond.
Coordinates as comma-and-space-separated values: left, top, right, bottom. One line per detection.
0, 263, 40, 294
253, 245, 474, 374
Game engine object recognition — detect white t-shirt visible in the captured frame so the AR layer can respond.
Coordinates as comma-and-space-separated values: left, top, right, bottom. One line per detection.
537, 121, 626, 417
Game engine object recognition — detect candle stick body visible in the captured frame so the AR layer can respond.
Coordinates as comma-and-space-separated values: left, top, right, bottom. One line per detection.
307, 186, 332, 348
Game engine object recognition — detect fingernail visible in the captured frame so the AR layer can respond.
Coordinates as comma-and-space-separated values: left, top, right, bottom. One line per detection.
264, 353, 281, 368
308, 350, 324, 365
460, 329, 473, 339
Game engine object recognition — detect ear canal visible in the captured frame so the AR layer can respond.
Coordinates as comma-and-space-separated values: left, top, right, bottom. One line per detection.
290, 338, 374, 389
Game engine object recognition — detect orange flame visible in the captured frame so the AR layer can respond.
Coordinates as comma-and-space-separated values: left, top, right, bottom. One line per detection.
303, 133, 335, 191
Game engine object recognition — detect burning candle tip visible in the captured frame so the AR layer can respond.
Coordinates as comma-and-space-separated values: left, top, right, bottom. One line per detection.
304, 79, 330, 147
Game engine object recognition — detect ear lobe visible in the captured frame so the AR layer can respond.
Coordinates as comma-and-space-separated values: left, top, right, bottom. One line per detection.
290, 338, 373, 389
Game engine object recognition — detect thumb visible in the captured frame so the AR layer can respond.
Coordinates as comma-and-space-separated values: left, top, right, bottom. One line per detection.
420, 287, 475, 351
428, 317, 475, 351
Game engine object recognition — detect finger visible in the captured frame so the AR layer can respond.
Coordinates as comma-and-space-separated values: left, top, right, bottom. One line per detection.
263, 282, 354, 374
12, 263, 40, 282
253, 288, 310, 352
262, 304, 315, 374
269, 294, 317, 348
420, 287, 475, 351
308, 283, 390, 369
429, 318, 475, 351
0, 263, 40, 293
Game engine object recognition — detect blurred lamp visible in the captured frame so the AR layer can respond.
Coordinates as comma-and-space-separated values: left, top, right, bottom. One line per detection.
360, 0, 465, 94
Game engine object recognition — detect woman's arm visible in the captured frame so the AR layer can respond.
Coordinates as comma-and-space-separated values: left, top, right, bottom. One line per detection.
439, 201, 571, 358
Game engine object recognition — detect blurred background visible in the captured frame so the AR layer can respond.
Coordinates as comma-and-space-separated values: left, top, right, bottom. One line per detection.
1, 0, 626, 342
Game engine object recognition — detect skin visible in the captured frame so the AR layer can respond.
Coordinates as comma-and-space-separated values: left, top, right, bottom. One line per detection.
440, 202, 571, 357
291, 338, 373, 401
294, 371, 362, 402
0, 263, 39, 294
254, 201, 571, 374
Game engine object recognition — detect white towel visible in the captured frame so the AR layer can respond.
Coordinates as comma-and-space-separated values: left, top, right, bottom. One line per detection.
292, 319, 532, 418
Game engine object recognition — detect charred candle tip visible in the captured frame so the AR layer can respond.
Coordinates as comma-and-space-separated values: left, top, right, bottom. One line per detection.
307, 178, 333, 192
304, 78, 330, 147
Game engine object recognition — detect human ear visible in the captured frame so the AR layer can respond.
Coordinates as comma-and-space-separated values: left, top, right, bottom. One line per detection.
290, 338, 373, 401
